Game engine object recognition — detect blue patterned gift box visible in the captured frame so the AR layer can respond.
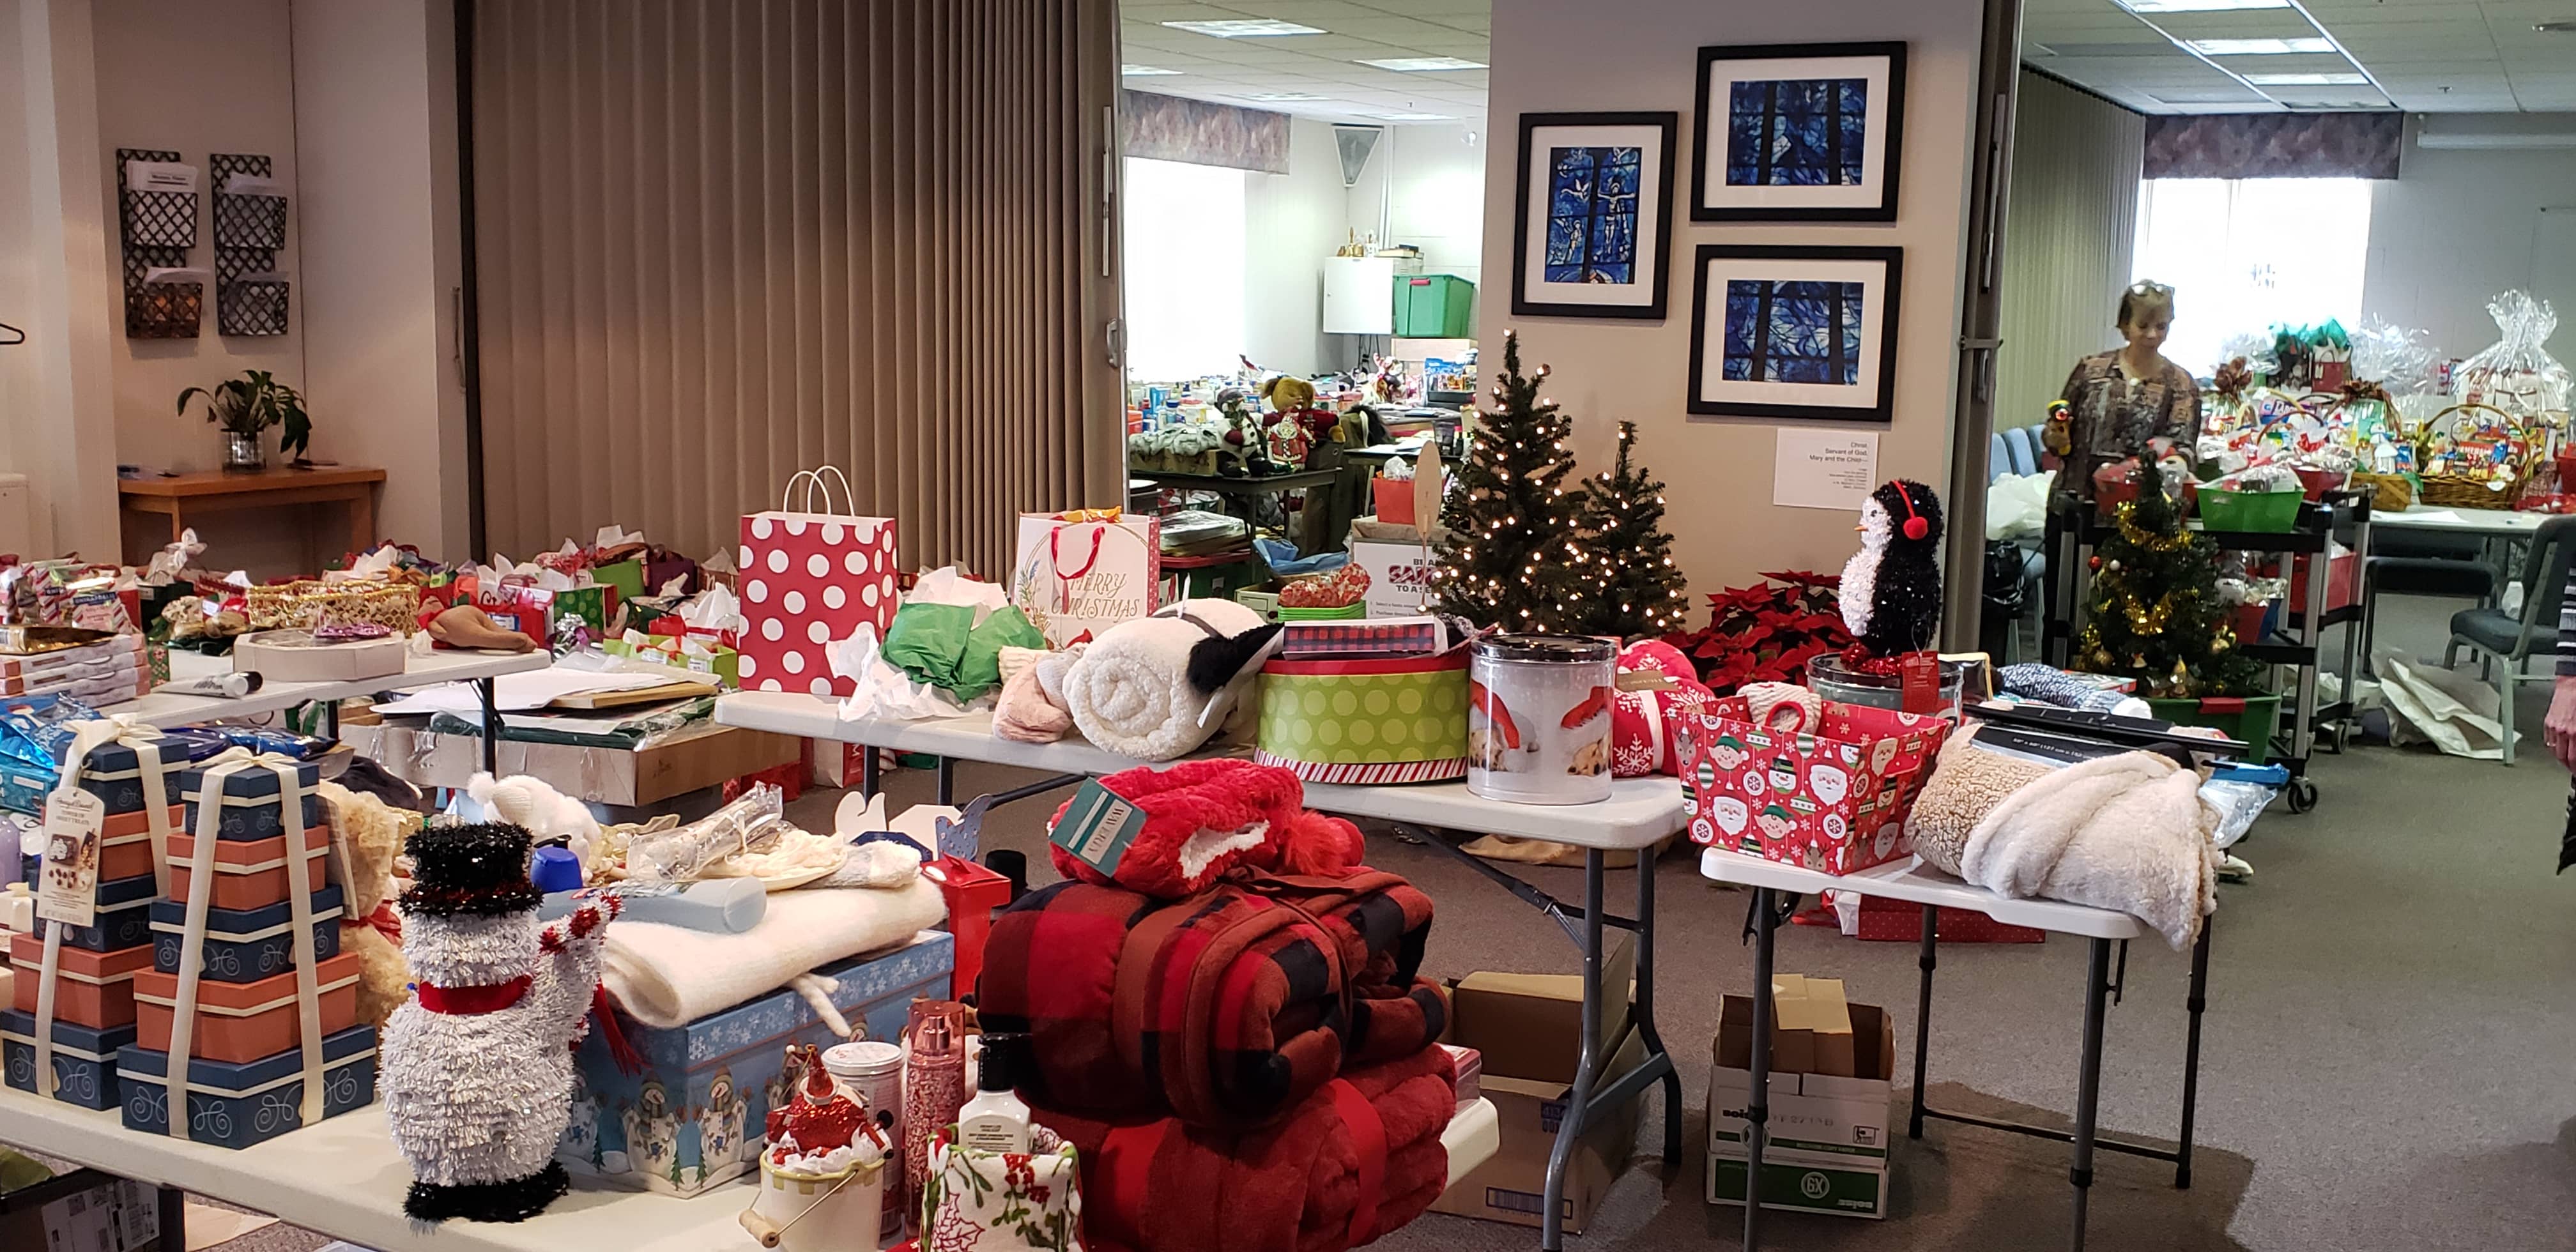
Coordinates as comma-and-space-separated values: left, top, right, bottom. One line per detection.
35, 871, 157, 952
1, 1008, 137, 1110
60, 738, 197, 816
558, 930, 952, 1197
178, 760, 323, 840
150, 885, 343, 983
115, 1023, 377, 1149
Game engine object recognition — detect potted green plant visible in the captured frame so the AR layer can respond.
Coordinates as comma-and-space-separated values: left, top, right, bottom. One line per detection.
176, 369, 310, 470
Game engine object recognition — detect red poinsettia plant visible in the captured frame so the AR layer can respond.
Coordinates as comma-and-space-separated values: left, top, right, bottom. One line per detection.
1661, 570, 1851, 696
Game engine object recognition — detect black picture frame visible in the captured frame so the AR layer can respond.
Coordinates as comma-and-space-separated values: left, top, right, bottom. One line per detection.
1509, 111, 1680, 320
1691, 42, 1906, 224
1686, 243, 1904, 423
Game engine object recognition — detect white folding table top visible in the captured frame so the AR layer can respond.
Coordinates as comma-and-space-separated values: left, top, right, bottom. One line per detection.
114, 646, 553, 726
0, 1087, 1497, 1252
1698, 846, 2150, 940
716, 691, 1689, 850
2372, 505, 2552, 537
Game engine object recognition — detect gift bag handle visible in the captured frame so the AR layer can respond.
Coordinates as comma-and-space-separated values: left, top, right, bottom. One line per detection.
781, 466, 857, 516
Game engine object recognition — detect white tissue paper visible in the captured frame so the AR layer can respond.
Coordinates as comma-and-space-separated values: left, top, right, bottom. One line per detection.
595, 524, 644, 549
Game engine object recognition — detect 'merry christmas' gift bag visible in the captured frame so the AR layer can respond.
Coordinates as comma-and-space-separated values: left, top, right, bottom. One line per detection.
1010, 511, 1160, 647
739, 468, 898, 695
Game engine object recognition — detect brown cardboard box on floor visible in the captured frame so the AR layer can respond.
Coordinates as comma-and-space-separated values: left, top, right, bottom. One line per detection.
1708, 991, 1896, 1219
1429, 1027, 1646, 1233
1441, 935, 1636, 1087
1714, 973, 1857, 1079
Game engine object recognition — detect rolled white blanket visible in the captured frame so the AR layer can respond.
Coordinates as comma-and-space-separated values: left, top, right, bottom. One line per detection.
600, 880, 946, 1027
1061, 599, 1278, 761
1957, 749, 2218, 949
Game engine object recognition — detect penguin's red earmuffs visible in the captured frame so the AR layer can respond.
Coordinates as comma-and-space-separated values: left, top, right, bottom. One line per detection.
1892, 484, 1929, 542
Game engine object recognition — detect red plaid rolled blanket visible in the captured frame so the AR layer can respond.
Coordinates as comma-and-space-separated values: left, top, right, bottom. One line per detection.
1043, 1045, 1458, 1252
978, 867, 1446, 1131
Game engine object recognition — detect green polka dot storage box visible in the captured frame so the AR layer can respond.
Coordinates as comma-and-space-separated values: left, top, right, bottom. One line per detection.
1254, 651, 1469, 784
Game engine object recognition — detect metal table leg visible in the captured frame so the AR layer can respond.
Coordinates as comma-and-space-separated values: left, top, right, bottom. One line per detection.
859, 745, 882, 798
1910, 902, 1936, 1139
935, 756, 955, 807
2175, 915, 2212, 1188
477, 677, 499, 775
2070, 938, 2113, 1250
1540, 850, 1609, 1252
1634, 843, 1682, 1164
1744, 886, 1779, 1252
157, 1182, 185, 1249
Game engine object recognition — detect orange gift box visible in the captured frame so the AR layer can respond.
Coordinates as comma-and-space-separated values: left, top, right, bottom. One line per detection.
8, 933, 154, 1030
132, 950, 362, 1064
96, 805, 184, 882
167, 826, 330, 912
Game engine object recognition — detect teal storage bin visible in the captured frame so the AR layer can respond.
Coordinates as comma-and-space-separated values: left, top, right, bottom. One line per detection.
1393, 274, 1474, 339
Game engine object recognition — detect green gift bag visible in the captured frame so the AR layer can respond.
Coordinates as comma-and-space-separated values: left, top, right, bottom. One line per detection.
591, 559, 647, 602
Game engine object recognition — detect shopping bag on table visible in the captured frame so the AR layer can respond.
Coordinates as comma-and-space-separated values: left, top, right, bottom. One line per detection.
739, 466, 899, 695
1009, 511, 1161, 647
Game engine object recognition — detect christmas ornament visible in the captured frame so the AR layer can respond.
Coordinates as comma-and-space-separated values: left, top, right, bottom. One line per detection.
385, 823, 621, 1223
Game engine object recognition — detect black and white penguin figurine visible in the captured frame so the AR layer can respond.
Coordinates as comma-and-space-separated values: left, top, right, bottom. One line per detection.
1838, 479, 1944, 658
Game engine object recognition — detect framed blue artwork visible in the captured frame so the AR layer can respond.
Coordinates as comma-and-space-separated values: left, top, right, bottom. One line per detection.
1512, 112, 1678, 320
1688, 245, 1903, 422
1693, 43, 1906, 223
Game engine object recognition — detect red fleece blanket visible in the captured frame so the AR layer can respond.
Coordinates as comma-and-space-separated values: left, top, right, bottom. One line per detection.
978, 869, 1446, 1131
1042, 1046, 1458, 1252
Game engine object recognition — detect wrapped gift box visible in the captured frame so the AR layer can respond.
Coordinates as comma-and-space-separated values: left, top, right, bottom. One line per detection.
166, 827, 328, 911
134, 950, 363, 1062
151, 885, 344, 982
1254, 650, 1471, 785
91, 806, 185, 882
9, 934, 154, 1029
560, 929, 953, 1197
59, 736, 193, 815
179, 761, 323, 840
1, 1008, 137, 1109
33, 871, 156, 951
115, 1023, 378, 1149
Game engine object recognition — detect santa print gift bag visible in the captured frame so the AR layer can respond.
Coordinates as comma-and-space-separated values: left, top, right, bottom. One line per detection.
739, 468, 900, 695
1010, 512, 1161, 648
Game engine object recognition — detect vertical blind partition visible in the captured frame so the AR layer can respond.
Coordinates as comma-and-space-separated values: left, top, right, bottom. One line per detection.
470, 0, 1123, 573
1993, 72, 2146, 448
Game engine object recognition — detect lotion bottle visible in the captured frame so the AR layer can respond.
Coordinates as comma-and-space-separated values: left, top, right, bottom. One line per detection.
954, 1032, 1032, 1154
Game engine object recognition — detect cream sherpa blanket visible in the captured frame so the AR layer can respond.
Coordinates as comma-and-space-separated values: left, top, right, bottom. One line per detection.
1061, 600, 1275, 761
1955, 748, 2220, 949
601, 880, 945, 1027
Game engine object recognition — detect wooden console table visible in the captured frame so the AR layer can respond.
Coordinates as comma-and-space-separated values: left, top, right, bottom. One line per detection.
118, 466, 386, 562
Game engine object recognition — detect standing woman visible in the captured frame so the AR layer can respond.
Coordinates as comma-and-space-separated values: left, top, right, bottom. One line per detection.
2049, 281, 2202, 500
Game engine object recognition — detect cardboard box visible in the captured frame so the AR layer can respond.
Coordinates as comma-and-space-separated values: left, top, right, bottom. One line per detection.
340, 715, 801, 807
1707, 990, 1896, 1219
1443, 936, 1635, 1087
1719, 973, 1856, 1078
1429, 1027, 1645, 1233
229, 631, 408, 683
0, 1172, 162, 1252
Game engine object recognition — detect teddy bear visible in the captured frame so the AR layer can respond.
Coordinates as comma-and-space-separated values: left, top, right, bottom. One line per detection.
317, 780, 420, 1029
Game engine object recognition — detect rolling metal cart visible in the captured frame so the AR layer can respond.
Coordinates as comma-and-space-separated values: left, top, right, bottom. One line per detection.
2043, 489, 2372, 813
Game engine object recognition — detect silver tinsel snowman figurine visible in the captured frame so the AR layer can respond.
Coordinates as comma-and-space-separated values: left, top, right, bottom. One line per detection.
385, 823, 621, 1223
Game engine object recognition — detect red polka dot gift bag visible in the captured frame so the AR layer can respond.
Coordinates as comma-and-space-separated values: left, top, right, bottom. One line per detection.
737, 468, 899, 695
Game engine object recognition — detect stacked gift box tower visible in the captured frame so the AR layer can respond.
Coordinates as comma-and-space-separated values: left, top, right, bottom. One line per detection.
3, 733, 190, 1110
110, 758, 376, 1149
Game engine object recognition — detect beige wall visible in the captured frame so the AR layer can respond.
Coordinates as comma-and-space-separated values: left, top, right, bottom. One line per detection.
1993, 71, 2142, 447
1481, 0, 1980, 590
2363, 117, 2576, 365
1243, 119, 1350, 376
292, 0, 469, 560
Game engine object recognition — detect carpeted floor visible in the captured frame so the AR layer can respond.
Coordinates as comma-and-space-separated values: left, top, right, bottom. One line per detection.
170, 606, 2576, 1251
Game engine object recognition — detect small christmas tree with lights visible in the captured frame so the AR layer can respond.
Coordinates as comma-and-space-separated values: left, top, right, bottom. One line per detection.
1432, 332, 1590, 632
1574, 421, 1690, 639
2076, 465, 2267, 698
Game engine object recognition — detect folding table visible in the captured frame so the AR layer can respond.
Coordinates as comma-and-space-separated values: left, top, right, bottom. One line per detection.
1698, 846, 2214, 1252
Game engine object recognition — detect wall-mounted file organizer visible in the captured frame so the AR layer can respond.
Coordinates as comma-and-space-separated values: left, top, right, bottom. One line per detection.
210, 153, 288, 337
118, 147, 201, 339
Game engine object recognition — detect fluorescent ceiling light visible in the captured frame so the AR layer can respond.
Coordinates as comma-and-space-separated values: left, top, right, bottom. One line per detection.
2188, 37, 2334, 55
1162, 19, 1325, 37
1235, 92, 1326, 102
2118, 0, 2289, 11
1121, 64, 1181, 76
2244, 72, 2369, 85
1363, 112, 1456, 121
1355, 56, 1487, 72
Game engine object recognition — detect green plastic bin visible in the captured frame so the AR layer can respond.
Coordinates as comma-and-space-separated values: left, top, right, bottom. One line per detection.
2196, 487, 2303, 533
1393, 274, 1475, 339
2145, 694, 2279, 763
